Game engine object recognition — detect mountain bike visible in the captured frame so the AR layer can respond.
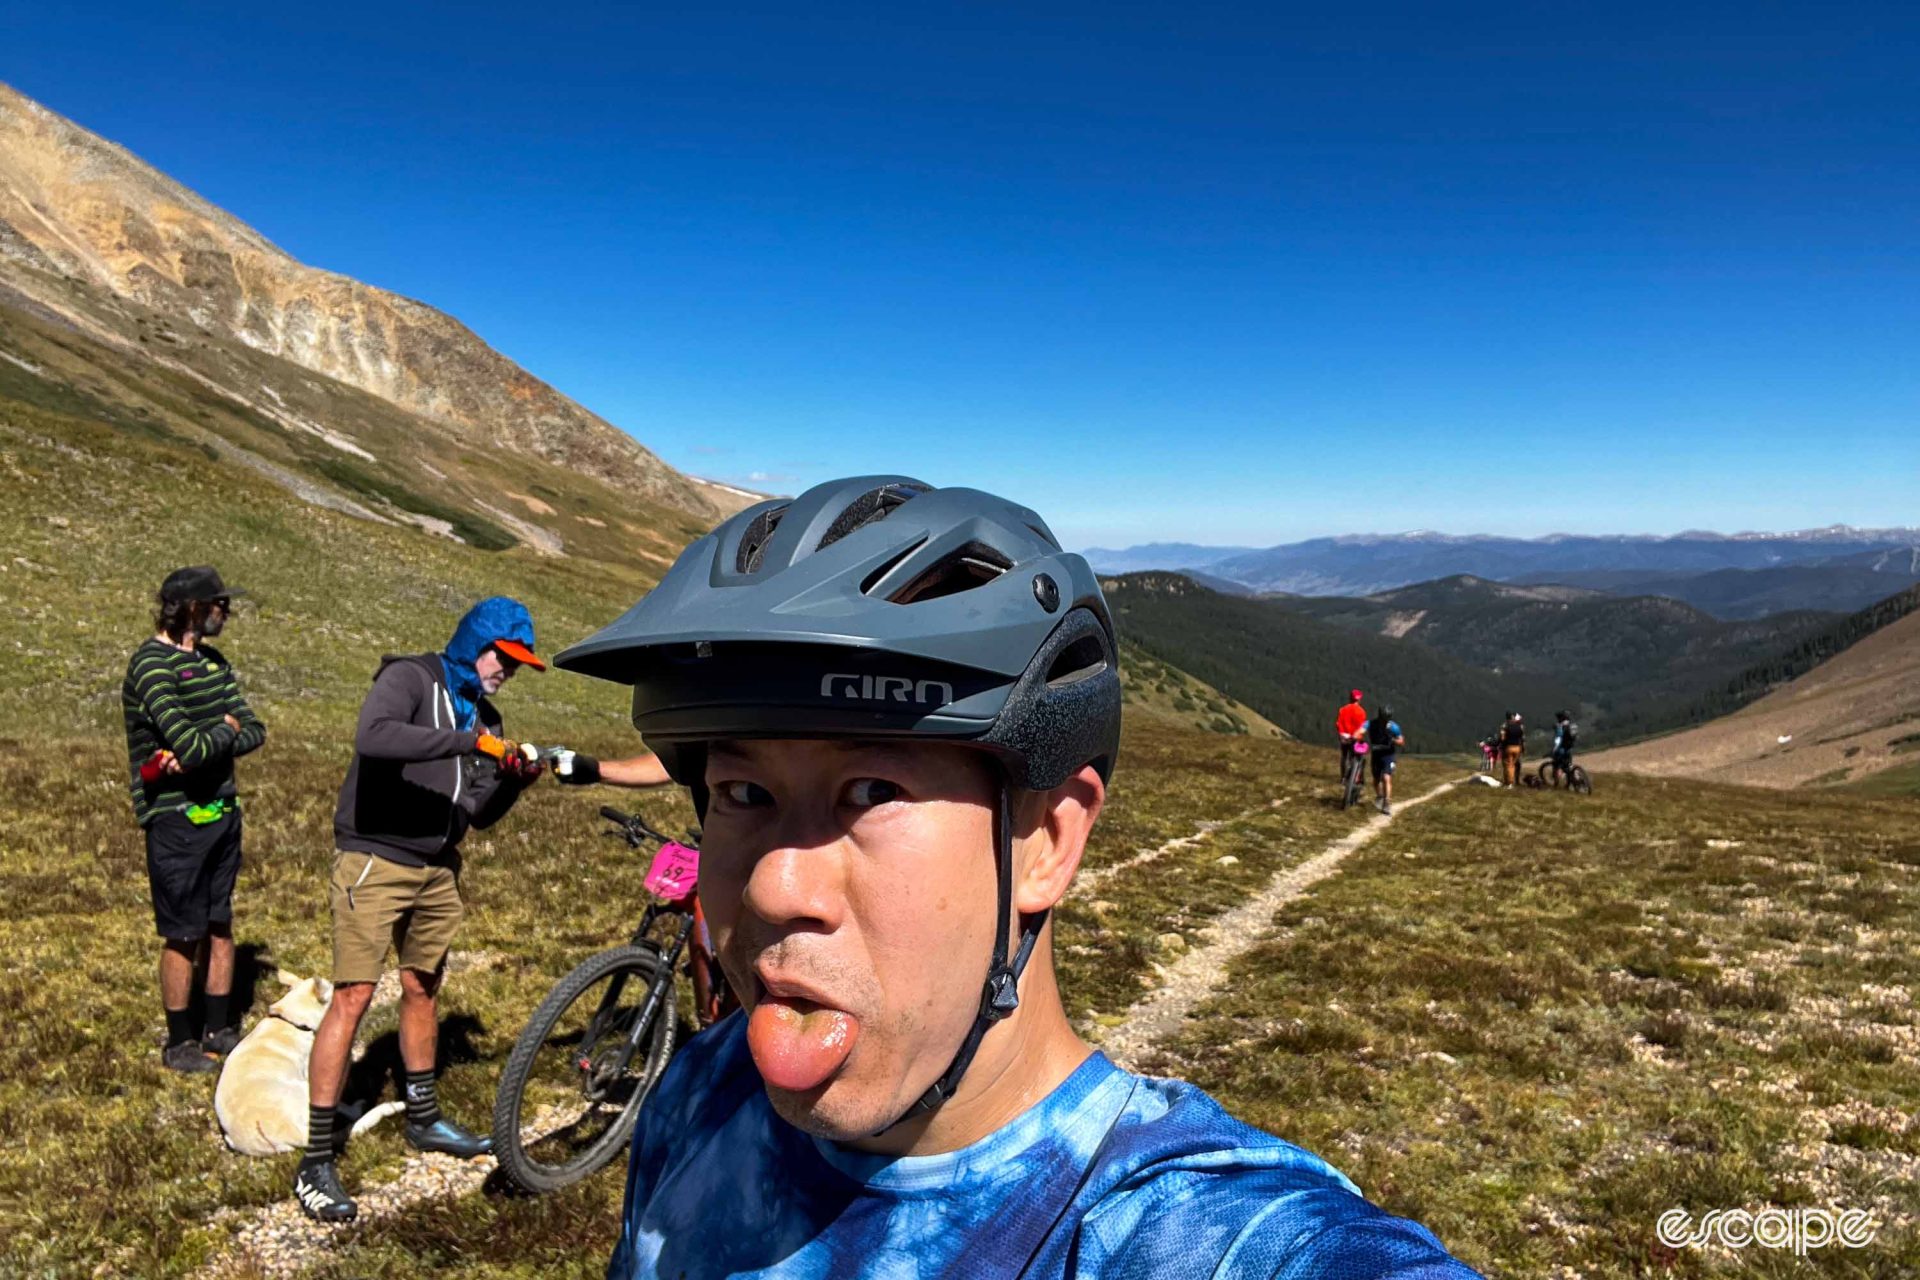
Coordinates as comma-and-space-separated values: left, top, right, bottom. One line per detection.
1536, 758, 1593, 794
490, 806, 733, 1194
1341, 741, 1371, 810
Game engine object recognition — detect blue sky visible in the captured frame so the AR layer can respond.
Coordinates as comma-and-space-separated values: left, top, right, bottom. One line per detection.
6, 3, 1917, 548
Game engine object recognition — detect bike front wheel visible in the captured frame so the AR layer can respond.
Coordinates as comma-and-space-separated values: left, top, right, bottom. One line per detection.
491, 944, 679, 1194
1569, 765, 1592, 795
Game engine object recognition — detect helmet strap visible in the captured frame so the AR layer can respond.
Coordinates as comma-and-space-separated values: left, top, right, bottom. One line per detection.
905, 767, 1046, 1118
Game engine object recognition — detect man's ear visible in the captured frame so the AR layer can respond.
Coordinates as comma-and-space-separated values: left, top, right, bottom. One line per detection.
1013, 764, 1105, 914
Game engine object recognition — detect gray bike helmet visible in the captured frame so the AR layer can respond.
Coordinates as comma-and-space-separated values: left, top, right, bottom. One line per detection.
555, 475, 1122, 1118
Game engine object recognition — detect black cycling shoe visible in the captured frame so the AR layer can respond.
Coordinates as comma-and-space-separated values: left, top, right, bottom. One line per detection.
405, 1118, 492, 1158
161, 1039, 218, 1074
203, 1025, 243, 1055
293, 1161, 358, 1222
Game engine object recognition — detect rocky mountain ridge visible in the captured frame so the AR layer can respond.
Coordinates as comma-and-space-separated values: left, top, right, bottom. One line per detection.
0, 81, 718, 522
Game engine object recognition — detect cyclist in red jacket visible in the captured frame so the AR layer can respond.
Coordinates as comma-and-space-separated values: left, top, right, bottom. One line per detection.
1335, 688, 1368, 779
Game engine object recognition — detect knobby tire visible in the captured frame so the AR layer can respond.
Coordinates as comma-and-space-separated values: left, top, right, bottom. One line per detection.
491, 945, 679, 1194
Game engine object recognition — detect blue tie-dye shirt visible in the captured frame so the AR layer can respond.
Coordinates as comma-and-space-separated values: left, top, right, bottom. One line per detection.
608, 1015, 1477, 1279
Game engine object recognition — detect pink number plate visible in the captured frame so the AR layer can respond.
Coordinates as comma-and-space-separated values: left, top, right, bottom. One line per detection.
644, 841, 701, 901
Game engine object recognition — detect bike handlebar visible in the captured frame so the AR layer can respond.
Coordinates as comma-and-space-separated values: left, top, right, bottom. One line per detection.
600, 805, 631, 825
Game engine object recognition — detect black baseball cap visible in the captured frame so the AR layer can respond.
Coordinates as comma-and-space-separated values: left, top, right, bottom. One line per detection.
159, 565, 243, 604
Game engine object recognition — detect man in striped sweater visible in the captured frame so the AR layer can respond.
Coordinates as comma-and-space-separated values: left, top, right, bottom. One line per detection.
123, 565, 268, 1073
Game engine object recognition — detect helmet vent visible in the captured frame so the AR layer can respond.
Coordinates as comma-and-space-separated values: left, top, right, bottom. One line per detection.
859, 536, 930, 596
817, 482, 931, 552
736, 504, 791, 574
891, 541, 1012, 605
1044, 632, 1109, 688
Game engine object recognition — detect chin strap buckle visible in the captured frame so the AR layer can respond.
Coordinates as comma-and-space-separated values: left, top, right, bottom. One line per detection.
982, 964, 1022, 1021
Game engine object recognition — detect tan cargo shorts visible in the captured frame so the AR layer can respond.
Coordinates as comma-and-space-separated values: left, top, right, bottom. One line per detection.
330, 851, 464, 984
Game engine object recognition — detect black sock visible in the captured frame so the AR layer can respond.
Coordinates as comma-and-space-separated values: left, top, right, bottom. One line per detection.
404, 1070, 442, 1128
302, 1104, 336, 1169
165, 1007, 195, 1048
204, 991, 231, 1035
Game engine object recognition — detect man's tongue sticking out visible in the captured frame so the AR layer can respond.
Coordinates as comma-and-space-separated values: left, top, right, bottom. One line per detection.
748, 997, 861, 1092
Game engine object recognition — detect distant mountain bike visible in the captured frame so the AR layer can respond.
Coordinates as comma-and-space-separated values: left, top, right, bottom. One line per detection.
1341, 741, 1371, 809
1536, 758, 1592, 794
491, 806, 733, 1194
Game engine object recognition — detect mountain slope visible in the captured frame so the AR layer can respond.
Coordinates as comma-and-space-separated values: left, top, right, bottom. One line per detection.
1585, 603, 1920, 789
1104, 572, 1573, 748
1601, 582, 1920, 744
0, 81, 718, 527
1273, 575, 1835, 739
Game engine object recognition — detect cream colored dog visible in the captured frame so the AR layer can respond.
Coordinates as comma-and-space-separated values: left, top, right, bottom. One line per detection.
215, 973, 404, 1156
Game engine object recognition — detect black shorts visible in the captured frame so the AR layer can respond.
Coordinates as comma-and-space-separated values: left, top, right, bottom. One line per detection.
145, 809, 243, 941
1369, 751, 1396, 780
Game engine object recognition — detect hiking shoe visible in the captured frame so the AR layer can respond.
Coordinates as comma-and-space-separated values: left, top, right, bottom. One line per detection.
1383, 801, 1393, 816
293, 1161, 358, 1222
203, 1025, 243, 1055
405, 1118, 492, 1159
161, 1039, 218, 1074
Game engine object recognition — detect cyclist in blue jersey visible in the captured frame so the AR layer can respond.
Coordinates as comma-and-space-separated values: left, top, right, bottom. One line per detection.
558, 477, 1479, 1280
1363, 707, 1406, 815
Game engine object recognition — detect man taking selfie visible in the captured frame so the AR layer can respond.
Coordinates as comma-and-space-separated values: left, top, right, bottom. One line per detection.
560, 477, 1477, 1279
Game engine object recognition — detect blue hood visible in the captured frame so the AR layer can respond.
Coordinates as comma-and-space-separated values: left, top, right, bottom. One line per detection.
441, 597, 537, 730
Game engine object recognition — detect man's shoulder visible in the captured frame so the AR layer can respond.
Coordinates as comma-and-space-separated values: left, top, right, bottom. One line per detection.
1084, 1074, 1476, 1276
368, 654, 438, 695
127, 639, 181, 675
638, 1013, 763, 1151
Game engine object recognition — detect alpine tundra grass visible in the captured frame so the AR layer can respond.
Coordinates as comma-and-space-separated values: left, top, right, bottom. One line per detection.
1144, 775, 1920, 1278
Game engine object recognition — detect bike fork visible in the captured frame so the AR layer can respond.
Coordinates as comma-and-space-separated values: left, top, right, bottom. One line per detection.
616, 915, 694, 1066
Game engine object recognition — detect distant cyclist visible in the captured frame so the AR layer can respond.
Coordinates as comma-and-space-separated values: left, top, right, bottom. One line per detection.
1363, 707, 1405, 815
1334, 688, 1368, 780
1546, 711, 1578, 788
1499, 711, 1526, 787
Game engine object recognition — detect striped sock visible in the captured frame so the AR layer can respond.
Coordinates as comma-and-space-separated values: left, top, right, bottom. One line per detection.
301, 1104, 335, 1169
404, 1070, 441, 1128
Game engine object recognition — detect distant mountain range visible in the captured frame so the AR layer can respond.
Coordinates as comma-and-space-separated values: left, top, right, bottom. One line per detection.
1085, 530, 1920, 616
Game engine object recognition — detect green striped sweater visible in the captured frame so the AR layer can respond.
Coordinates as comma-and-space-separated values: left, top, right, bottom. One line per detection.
122, 638, 267, 824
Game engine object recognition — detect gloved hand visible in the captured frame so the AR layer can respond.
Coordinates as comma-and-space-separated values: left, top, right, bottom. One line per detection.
139, 749, 180, 784
498, 741, 544, 785
475, 732, 518, 761
549, 748, 602, 786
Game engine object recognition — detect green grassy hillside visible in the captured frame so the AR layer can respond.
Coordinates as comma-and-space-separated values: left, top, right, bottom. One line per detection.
1104, 572, 1574, 749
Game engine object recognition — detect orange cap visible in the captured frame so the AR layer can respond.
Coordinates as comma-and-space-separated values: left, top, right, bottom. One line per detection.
492, 639, 546, 671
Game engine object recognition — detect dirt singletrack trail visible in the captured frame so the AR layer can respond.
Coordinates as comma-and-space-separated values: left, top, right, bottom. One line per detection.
1097, 777, 1463, 1069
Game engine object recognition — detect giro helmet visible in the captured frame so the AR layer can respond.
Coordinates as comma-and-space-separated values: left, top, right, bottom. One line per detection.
556, 476, 1123, 1118
556, 475, 1121, 798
